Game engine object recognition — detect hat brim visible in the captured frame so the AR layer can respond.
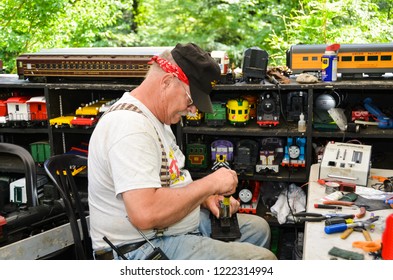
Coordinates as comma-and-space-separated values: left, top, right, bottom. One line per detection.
189, 81, 213, 113
171, 43, 220, 114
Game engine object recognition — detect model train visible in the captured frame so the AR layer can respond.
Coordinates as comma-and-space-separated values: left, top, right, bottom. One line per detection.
287, 43, 393, 78
49, 98, 119, 129
16, 47, 172, 81
0, 95, 47, 127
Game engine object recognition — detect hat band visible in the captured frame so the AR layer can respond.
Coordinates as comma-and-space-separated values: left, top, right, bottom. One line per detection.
149, 56, 189, 85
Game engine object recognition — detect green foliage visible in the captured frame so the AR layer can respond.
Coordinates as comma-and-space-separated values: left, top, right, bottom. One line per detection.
1, 0, 392, 73
266, 0, 393, 64
0, 0, 127, 72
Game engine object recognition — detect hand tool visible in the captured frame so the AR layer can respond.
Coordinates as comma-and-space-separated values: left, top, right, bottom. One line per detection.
325, 216, 379, 234
314, 203, 342, 210
322, 201, 367, 218
371, 175, 390, 182
352, 240, 381, 252
219, 196, 231, 231
294, 212, 354, 222
322, 200, 354, 206
340, 226, 372, 240
325, 217, 354, 226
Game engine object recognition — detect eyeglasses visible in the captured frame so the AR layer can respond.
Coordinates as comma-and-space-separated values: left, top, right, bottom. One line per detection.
179, 79, 193, 106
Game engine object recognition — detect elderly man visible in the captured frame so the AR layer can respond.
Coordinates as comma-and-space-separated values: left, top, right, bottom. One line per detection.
88, 43, 276, 260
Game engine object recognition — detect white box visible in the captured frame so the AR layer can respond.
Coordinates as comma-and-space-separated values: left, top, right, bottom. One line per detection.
319, 142, 372, 186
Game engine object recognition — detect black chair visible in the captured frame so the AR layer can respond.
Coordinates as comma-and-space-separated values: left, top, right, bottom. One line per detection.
44, 154, 92, 260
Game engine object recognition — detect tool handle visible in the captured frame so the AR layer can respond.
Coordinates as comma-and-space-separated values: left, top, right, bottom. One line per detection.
340, 228, 354, 239
314, 203, 342, 210
323, 200, 355, 206
362, 229, 372, 241
325, 223, 348, 234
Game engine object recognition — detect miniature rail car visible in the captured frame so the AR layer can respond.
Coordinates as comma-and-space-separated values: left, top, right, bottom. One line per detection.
256, 92, 280, 127
16, 47, 173, 81
233, 139, 259, 176
287, 43, 393, 78
205, 102, 226, 127
211, 139, 234, 170
226, 98, 250, 126
186, 109, 204, 126
255, 137, 284, 174
49, 116, 75, 128
186, 143, 209, 170
2, 96, 47, 127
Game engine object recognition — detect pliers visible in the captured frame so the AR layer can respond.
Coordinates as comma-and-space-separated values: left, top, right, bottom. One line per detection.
352, 240, 382, 252
294, 212, 355, 222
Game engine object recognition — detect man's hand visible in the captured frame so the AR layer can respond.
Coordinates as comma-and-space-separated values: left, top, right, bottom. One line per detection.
205, 167, 238, 196
203, 195, 240, 219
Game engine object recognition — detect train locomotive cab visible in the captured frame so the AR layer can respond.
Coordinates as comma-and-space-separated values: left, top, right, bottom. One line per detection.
226, 98, 250, 126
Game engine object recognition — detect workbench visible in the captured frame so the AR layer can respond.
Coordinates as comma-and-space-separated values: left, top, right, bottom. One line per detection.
303, 163, 393, 260
0, 217, 88, 259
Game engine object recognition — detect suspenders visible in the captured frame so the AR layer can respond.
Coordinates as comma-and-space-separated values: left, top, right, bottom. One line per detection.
102, 103, 171, 188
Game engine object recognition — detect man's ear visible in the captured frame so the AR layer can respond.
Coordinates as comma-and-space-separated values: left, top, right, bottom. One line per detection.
161, 73, 174, 89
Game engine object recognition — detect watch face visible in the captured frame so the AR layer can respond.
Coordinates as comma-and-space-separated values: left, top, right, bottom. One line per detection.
239, 189, 253, 203
288, 145, 300, 159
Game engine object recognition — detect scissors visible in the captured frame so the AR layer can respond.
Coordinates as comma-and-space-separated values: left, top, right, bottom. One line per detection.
352, 240, 381, 252
294, 212, 355, 222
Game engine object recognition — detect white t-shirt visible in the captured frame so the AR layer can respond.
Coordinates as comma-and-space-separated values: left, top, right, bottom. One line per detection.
88, 92, 199, 249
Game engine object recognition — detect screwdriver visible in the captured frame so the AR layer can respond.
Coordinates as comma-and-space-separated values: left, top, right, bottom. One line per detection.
325, 222, 363, 234
314, 203, 342, 210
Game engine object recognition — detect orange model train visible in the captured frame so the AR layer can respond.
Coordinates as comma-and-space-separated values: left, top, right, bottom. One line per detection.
287, 43, 393, 78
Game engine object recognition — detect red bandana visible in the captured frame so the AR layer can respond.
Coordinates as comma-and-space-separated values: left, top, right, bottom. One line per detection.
149, 56, 189, 85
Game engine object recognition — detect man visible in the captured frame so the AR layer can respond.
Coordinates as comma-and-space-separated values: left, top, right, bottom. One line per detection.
88, 42, 277, 260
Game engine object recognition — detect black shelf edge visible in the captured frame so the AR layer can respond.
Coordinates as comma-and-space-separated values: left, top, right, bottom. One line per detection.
0, 128, 49, 134
182, 122, 307, 137
189, 167, 308, 183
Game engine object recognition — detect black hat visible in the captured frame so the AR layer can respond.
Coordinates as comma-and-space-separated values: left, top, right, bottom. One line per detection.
171, 43, 220, 113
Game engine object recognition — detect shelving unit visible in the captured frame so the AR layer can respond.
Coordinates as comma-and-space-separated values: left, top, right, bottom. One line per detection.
1, 75, 393, 199
1, 74, 393, 174
2, 74, 393, 259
